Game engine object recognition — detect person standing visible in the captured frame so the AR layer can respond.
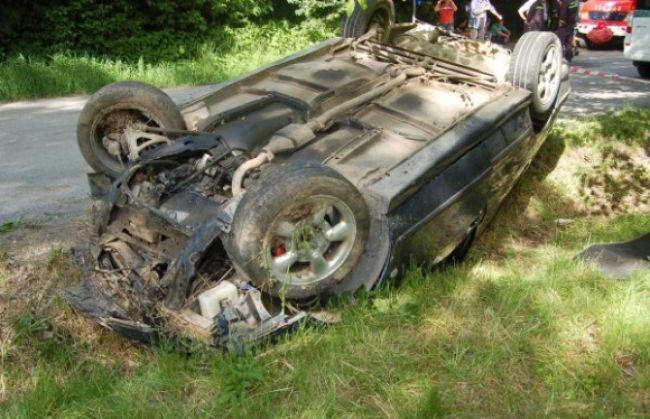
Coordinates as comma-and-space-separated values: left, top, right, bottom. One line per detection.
554, 0, 580, 60
469, 0, 502, 40
435, 0, 458, 32
489, 18, 512, 44
518, 0, 549, 32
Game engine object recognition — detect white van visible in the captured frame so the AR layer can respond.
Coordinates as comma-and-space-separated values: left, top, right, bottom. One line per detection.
623, 0, 650, 78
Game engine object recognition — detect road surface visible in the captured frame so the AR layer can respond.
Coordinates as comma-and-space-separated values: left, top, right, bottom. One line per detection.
0, 85, 218, 222
0, 49, 648, 222
563, 49, 650, 117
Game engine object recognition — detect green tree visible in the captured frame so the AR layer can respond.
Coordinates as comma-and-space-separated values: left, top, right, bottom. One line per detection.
287, 0, 367, 23
0, 0, 274, 61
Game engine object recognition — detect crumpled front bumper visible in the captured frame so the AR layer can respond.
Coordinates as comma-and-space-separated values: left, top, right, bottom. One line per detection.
66, 170, 312, 350
66, 274, 309, 349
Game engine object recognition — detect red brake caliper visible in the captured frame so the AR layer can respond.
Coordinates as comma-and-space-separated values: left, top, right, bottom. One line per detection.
273, 245, 287, 257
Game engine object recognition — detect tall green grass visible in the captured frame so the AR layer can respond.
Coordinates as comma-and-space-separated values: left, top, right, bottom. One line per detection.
0, 21, 336, 102
1, 110, 649, 417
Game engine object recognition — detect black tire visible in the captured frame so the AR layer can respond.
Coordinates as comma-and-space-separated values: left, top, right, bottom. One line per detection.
508, 31, 562, 123
227, 162, 370, 301
77, 81, 186, 178
341, 0, 395, 42
585, 37, 596, 49
634, 62, 650, 79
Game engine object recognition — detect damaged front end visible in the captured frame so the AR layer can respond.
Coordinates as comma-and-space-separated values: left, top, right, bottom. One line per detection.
67, 26, 554, 348
66, 134, 311, 349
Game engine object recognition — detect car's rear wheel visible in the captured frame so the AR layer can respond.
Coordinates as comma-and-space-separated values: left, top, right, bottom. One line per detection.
77, 81, 186, 178
508, 31, 562, 125
227, 163, 370, 301
634, 61, 650, 79
341, 0, 395, 42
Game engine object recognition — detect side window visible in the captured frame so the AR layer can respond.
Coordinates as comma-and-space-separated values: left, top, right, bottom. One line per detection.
637, 0, 650, 10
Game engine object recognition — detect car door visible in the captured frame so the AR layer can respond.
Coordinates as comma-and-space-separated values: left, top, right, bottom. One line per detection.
386, 102, 534, 269
624, 0, 650, 63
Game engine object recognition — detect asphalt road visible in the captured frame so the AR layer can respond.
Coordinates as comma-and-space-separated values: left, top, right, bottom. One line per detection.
563, 48, 650, 117
0, 85, 218, 222
0, 49, 648, 222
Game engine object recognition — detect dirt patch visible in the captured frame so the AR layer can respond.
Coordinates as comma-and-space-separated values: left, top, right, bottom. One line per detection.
576, 145, 650, 215
0, 210, 90, 264
0, 211, 86, 343
0, 210, 147, 402
473, 124, 649, 261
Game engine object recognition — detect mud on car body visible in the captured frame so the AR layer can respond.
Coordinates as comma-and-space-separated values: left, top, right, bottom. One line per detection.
67, 21, 571, 348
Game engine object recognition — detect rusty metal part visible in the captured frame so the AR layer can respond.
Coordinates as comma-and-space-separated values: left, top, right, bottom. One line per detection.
231, 150, 273, 196
123, 127, 171, 160
143, 126, 201, 136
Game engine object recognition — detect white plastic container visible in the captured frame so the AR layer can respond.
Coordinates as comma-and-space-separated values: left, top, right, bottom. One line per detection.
197, 281, 239, 319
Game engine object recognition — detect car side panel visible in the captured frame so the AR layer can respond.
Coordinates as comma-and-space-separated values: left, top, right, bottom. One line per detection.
380, 96, 537, 272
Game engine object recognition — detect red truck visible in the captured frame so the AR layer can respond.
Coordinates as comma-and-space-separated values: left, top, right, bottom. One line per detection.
577, 0, 638, 47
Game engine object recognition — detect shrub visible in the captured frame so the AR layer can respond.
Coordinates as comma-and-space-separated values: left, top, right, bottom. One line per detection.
0, 0, 274, 62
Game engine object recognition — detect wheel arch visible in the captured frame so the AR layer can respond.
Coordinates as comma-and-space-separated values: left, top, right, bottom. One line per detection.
225, 161, 379, 300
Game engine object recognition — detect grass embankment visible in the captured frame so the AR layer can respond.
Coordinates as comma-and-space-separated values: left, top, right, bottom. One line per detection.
0, 109, 649, 417
0, 21, 335, 102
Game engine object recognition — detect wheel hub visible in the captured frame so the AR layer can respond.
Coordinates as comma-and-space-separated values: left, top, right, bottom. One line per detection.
96, 110, 165, 165
264, 195, 357, 289
537, 45, 560, 104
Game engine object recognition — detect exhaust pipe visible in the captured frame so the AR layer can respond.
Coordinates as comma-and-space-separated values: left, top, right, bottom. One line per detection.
231, 67, 424, 195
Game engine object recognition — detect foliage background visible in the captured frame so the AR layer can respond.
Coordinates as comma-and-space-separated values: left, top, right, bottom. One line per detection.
0, 0, 544, 102
0, 0, 276, 62
0, 0, 524, 63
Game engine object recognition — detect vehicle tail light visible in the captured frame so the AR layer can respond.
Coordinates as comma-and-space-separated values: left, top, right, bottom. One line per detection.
626, 26, 632, 33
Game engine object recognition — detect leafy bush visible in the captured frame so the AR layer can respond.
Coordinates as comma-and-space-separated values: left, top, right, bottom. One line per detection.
0, 20, 337, 101
288, 0, 348, 23
287, 0, 367, 24
0, 0, 274, 62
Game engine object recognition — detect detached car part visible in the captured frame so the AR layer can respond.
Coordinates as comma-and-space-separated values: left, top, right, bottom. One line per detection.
577, 233, 650, 280
68, 22, 570, 348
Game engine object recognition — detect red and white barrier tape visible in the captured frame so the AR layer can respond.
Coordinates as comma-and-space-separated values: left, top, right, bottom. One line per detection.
570, 66, 650, 84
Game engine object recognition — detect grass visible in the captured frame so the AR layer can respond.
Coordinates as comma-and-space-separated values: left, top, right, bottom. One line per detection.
0, 223, 17, 234
0, 108, 649, 417
0, 20, 336, 102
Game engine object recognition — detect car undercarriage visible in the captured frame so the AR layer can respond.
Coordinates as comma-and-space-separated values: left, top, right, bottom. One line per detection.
67, 24, 569, 348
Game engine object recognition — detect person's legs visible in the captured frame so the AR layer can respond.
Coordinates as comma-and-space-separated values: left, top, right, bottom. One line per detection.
468, 16, 478, 39
557, 0, 579, 61
477, 16, 487, 40
525, 7, 546, 32
556, 26, 574, 60
442, 23, 454, 32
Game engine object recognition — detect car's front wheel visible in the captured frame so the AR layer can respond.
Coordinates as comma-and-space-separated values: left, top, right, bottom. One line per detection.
227, 163, 370, 301
341, 0, 395, 42
508, 31, 562, 126
77, 81, 186, 178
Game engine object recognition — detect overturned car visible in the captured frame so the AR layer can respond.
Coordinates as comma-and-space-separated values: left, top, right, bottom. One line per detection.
67, 22, 570, 348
